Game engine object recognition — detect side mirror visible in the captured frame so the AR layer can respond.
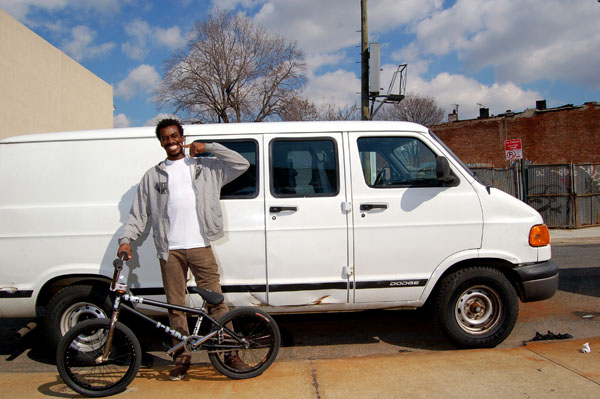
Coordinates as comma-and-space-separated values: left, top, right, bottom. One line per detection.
436, 156, 458, 186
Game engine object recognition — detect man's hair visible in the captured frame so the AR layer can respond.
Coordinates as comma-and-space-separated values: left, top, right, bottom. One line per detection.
155, 118, 184, 139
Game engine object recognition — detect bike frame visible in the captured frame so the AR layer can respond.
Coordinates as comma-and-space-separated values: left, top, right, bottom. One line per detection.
100, 259, 245, 362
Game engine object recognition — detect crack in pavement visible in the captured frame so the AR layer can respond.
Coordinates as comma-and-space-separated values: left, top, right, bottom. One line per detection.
309, 360, 322, 399
525, 347, 600, 386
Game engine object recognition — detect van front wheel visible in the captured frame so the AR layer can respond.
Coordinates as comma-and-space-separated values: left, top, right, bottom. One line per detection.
434, 267, 518, 349
44, 284, 111, 349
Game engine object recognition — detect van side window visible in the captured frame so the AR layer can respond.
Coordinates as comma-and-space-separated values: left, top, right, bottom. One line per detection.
193, 139, 258, 199
270, 139, 339, 197
357, 137, 439, 188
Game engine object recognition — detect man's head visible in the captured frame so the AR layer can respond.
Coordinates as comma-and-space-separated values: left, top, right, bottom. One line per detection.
156, 118, 185, 160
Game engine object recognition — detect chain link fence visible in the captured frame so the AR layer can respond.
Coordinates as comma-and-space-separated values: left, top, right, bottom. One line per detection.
471, 163, 600, 228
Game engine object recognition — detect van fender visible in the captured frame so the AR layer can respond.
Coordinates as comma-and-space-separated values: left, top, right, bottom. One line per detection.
33, 263, 111, 308
421, 248, 527, 304
419, 248, 520, 303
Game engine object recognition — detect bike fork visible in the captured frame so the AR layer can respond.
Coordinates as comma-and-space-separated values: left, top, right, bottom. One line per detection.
98, 296, 121, 363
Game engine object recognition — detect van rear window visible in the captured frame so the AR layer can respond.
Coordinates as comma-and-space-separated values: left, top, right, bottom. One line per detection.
193, 139, 258, 199
270, 139, 339, 198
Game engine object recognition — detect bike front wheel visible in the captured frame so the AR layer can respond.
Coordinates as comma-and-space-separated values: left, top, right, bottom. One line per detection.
56, 319, 141, 397
208, 307, 280, 379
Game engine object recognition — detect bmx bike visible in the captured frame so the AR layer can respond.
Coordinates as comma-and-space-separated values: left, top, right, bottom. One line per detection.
56, 254, 281, 397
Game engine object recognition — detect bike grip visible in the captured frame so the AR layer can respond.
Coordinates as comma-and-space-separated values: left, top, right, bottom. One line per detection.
113, 258, 124, 269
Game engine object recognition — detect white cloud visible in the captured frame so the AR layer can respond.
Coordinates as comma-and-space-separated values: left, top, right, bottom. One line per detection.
245, 0, 441, 59
210, 0, 599, 122
0, 0, 68, 20
114, 64, 161, 100
144, 113, 179, 127
407, 71, 541, 120
410, 0, 600, 88
305, 69, 360, 108
121, 18, 187, 61
61, 25, 115, 61
155, 26, 187, 49
0, 0, 132, 21
121, 19, 153, 60
113, 113, 131, 128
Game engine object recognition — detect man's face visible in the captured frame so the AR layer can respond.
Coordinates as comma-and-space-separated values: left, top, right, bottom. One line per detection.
159, 125, 185, 160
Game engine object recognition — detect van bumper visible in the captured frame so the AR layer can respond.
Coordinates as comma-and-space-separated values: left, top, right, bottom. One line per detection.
513, 260, 559, 302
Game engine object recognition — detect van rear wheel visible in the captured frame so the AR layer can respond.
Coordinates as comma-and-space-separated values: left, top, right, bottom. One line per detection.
44, 284, 111, 349
434, 267, 518, 349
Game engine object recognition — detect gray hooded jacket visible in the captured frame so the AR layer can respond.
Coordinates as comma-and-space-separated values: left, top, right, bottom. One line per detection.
118, 142, 250, 261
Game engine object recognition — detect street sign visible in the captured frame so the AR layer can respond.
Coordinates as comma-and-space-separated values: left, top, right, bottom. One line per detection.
505, 139, 523, 161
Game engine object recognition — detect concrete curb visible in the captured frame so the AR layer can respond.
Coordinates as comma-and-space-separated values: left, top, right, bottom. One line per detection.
550, 227, 600, 246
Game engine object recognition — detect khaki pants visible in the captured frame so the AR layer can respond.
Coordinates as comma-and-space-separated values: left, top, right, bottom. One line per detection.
159, 247, 228, 365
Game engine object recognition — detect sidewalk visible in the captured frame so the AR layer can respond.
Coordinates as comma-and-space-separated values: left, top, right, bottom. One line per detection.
550, 226, 600, 246
3, 337, 599, 398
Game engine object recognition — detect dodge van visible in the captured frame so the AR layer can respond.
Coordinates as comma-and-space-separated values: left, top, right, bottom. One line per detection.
0, 121, 558, 349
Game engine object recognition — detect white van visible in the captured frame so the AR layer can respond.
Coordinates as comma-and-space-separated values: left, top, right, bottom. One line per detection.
0, 121, 557, 349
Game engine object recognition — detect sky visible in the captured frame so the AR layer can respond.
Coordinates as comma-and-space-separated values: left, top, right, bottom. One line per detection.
1, 0, 599, 127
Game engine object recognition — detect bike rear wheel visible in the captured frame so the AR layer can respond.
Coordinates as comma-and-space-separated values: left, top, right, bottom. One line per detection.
208, 307, 280, 379
56, 319, 141, 397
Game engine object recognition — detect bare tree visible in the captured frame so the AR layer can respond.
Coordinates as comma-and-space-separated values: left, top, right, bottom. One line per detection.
278, 97, 319, 121
279, 97, 359, 121
156, 10, 307, 123
317, 101, 359, 121
374, 93, 445, 126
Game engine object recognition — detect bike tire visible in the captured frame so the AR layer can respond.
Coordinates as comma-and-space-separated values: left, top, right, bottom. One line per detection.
56, 319, 141, 397
208, 307, 280, 379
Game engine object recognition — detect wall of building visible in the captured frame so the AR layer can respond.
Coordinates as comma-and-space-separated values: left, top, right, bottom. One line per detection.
430, 102, 600, 167
0, 9, 113, 140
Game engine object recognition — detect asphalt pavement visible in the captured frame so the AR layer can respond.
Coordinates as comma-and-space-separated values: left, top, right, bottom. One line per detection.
1, 227, 599, 398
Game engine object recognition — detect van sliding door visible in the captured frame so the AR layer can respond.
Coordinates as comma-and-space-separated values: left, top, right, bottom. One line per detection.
187, 136, 267, 308
265, 133, 350, 306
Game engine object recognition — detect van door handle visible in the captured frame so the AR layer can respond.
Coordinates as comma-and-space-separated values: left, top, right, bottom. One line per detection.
360, 203, 388, 211
269, 206, 298, 213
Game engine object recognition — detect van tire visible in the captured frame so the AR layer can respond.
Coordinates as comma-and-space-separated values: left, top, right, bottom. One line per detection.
434, 267, 518, 349
44, 284, 112, 349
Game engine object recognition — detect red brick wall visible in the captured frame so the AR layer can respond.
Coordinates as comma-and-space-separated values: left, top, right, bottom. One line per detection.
430, 102, 600, 167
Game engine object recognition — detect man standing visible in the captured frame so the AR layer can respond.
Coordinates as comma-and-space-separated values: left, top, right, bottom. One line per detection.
117, 118, 249, 380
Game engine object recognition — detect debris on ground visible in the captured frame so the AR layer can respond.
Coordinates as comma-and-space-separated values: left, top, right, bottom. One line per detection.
581, 342, 591, 353
530, 331, 574, 341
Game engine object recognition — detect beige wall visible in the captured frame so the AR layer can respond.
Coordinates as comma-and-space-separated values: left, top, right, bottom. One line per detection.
0, 9, 113, 140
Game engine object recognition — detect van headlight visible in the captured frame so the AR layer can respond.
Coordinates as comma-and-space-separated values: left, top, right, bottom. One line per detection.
529, 224, 550, 247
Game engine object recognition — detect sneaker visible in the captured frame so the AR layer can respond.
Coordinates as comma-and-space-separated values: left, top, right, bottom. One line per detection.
224, 353, 250, 371
168, 364, 190, 381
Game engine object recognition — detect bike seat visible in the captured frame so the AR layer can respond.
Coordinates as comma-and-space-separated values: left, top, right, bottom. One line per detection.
187, 286, 224, 305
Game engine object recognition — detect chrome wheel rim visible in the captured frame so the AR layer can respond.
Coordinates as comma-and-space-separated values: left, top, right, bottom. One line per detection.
454, 286, 502, 335
60, 302, 107, 336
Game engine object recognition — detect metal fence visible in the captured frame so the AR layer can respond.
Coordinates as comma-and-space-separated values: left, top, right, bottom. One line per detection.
471, 163, 600, 228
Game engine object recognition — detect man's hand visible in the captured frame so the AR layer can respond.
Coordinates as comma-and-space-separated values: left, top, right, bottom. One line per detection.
184, 142, 206, 157
117, 243, 132, 260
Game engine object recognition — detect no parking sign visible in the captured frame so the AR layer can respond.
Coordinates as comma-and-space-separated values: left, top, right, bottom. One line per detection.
505, 139, 523, 160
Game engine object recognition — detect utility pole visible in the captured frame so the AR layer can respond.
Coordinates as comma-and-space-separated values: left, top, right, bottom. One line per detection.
361, 0, 369, 120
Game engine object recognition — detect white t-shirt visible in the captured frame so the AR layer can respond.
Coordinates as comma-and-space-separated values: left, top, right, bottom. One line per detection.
165, 158, 210, 249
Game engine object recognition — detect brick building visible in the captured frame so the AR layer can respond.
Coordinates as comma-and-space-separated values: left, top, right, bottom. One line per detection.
430, 101, 600, 167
